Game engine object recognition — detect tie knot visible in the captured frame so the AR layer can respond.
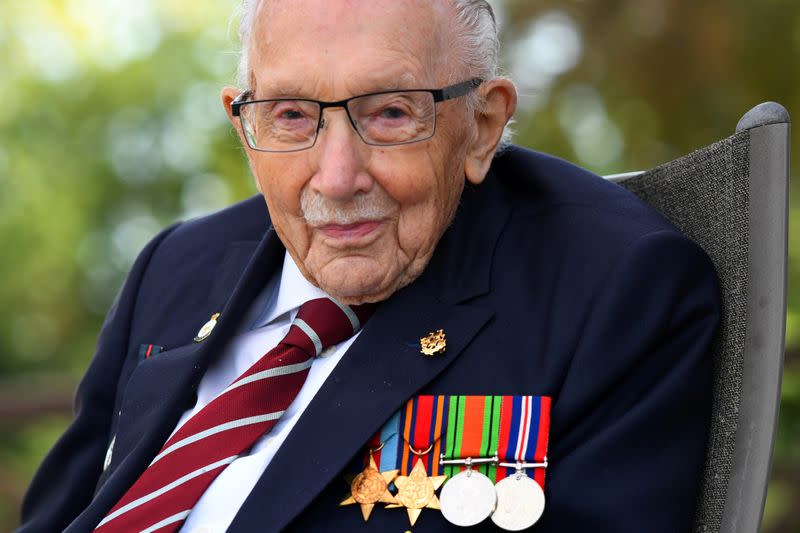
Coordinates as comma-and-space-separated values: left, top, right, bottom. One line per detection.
284, 297, 375, 356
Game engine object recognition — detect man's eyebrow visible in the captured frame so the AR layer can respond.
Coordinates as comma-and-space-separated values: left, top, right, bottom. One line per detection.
255, 81, 314, 99
350, 73, 427, 95
255, 73, 427, 99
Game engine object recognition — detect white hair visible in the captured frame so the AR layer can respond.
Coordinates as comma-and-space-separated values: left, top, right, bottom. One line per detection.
236, 1, 499, 86
233, 0, 511, 141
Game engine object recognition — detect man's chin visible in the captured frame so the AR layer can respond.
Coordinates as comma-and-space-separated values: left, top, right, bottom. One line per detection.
301, 252, 431, 304
310, 263, 402, 305
317, 274, 398, 305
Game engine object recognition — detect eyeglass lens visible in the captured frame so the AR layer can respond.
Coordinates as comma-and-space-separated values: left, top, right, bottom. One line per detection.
239, 91, 437, 151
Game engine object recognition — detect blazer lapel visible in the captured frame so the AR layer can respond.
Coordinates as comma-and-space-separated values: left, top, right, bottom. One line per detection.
230, 176, 511, 531
229, 291, 494, 532
85, 173, 510, 531
112, 236, 277, 467
79, 230, 284, 530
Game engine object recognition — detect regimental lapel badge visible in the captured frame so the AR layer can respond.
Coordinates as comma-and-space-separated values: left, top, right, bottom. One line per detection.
387, 459, 447, 526
194, 312, 220, 343
340, 455, 398, 521
420, 328, 446, 356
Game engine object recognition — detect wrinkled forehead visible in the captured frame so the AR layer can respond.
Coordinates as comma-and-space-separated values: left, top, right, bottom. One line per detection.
248, 0, 453, 98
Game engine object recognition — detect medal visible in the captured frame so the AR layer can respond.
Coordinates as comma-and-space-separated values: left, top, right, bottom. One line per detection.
438, 396, 503, 527
492, 465, 546, 531
345, 395, 553, 528
339, 453, 398, 521
341, 413, 403, 521
387, 454, 447, 526
439, 457, 497, 526
491, 395, 551, 530
384, 397, 449, 526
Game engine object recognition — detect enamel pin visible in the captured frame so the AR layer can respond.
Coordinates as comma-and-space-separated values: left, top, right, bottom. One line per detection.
420, 329, 446, 356
194, 312, 220, 342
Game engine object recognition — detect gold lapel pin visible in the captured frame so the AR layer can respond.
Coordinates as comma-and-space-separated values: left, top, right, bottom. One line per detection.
194, 313, 220, 343
420, 329, 446, 356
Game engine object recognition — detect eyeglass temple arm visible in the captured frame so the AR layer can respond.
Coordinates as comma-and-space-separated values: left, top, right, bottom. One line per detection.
433, 78, 484, 102
230, 90, 253, 117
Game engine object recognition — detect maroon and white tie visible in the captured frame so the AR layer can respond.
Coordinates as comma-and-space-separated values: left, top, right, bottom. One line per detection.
95, 297, 373, 533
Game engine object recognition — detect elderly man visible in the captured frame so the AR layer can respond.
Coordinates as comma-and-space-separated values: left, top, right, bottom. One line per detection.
18, 1, 719, 532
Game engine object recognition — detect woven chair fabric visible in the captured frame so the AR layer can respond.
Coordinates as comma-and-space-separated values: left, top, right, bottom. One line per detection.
617, 131, 750, 533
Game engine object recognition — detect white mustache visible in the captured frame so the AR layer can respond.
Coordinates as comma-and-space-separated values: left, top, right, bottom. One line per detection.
300, 188, 396, 226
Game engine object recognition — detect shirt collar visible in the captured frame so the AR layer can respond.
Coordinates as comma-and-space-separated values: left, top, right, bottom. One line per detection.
249, 251, 328, 330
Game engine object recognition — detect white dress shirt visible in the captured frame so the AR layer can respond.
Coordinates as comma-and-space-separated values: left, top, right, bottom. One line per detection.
176, 252, 361, 533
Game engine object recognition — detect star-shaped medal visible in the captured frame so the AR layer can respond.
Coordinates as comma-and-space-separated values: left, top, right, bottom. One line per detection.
387, 460, 447, 526
340, 456, 398, 521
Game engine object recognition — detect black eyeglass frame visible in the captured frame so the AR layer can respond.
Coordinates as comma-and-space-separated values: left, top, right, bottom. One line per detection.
230, 77, 484, 152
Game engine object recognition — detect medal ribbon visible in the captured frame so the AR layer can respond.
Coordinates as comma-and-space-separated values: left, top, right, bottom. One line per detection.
496, 395, 551, 486
442, 395, 503, 479
363, 410, 402, 473
397, 395, 449, 475
370, 395, 551, 487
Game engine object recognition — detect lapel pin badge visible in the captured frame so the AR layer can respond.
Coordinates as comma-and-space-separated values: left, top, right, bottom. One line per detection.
194, 312, 220, 343
420, 329, 446, 356
102, 434, 115, 471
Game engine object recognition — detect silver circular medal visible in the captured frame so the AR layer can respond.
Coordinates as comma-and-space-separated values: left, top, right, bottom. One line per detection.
439, 469, 497, 527
491, 474, 545, 531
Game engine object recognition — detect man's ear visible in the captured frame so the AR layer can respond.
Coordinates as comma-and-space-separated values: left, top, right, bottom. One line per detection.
221, 86, 261, 192
464, 78, 517, 185
221, 86, 246, 142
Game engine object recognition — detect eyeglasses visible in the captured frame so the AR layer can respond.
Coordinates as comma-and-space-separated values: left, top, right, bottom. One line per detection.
230, 78, 483, 153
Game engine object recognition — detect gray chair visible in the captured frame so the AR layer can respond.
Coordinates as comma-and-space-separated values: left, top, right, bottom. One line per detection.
606, 102, 790, 533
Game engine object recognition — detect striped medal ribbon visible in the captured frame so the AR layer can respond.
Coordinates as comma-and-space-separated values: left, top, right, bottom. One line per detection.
385, 396, 449, 526
438, 395, 504, 526
491, 395, 551, 531
338, 414, 402, 522
398, 395, 450, 475
346, 395, 551, 528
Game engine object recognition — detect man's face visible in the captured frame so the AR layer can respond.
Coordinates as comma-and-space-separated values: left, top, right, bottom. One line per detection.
237, 0, 478, 304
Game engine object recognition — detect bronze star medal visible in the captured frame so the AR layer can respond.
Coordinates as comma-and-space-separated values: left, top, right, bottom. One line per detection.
387, 460, 447, 526
340, 456, 398, 521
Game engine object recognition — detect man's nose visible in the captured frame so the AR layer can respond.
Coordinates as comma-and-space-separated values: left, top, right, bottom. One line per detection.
309, 108, 372, 200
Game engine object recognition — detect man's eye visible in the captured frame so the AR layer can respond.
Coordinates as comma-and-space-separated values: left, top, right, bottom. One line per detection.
278, 109, 305, 120
379, 106, 409, 120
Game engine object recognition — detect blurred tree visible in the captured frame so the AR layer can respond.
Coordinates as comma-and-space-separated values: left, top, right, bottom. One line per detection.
0, 0, 797, 530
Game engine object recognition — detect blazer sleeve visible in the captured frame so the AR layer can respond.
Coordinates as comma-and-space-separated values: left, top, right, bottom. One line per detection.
16, 223, 180, 533
540, 230, 721, 532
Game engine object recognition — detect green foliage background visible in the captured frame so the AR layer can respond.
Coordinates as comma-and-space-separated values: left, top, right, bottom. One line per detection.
0, 0, 797, 530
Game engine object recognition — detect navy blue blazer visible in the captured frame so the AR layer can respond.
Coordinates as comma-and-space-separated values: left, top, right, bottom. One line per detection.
18, 146, 720, 532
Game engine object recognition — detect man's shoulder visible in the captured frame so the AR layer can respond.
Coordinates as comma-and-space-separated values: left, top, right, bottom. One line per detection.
162, 194, 270, 249
461, 144, 707, 298
135, 194, 270, 292
488, 144, 677, 242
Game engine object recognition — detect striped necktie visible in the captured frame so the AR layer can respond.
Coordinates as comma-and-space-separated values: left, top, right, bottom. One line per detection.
95, 297, 373, 533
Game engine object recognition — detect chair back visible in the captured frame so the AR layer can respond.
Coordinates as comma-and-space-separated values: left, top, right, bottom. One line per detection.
607, 102, 790, 533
